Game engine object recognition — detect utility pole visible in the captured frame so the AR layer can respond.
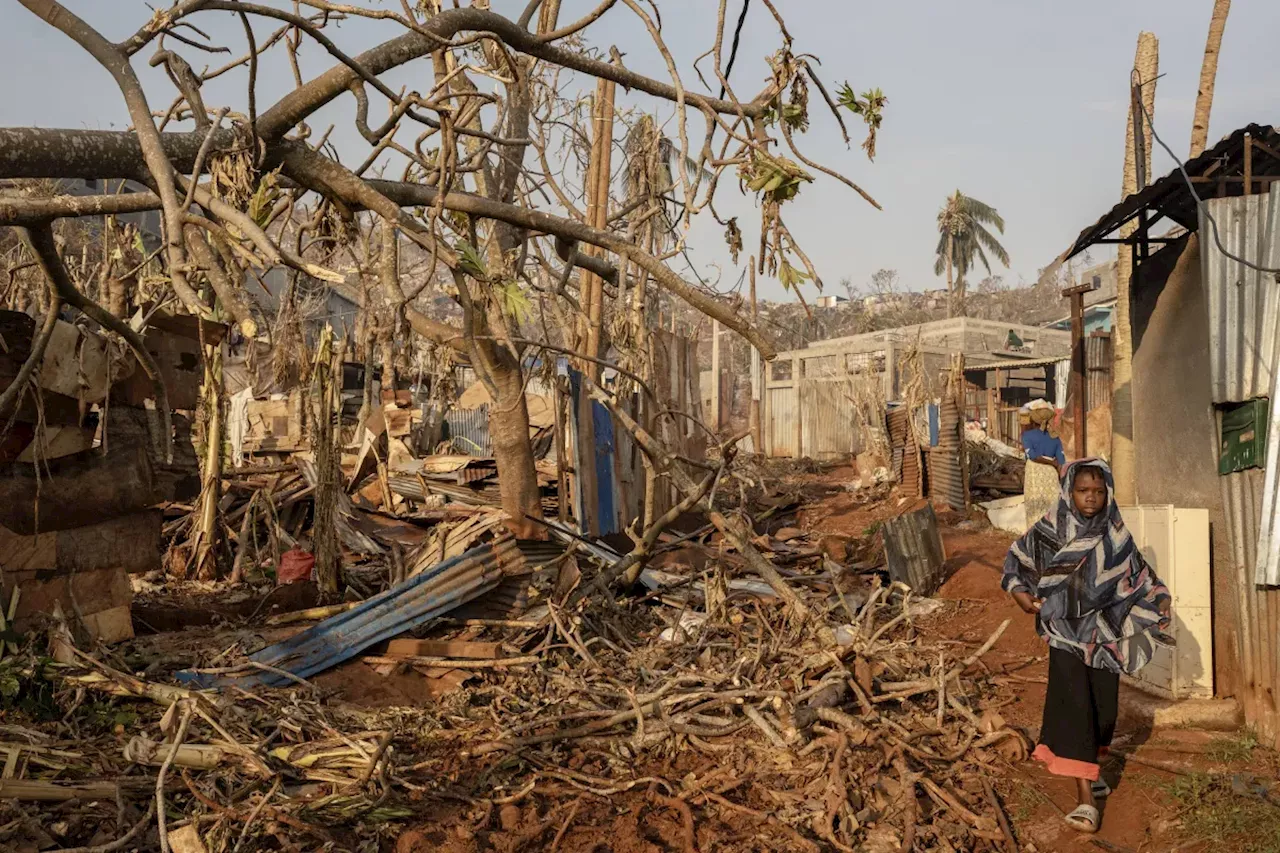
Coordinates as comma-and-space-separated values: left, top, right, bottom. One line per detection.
1063, 278, 1098, 459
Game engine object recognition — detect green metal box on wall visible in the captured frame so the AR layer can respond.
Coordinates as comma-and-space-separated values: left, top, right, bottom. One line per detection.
1218, 398, 1269, 475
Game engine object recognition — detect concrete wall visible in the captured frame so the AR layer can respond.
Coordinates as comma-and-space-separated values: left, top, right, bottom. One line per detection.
1129, 233, 1240, 695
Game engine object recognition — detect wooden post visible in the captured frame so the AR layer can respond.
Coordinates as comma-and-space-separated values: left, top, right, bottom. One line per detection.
748, 261, 763, 454
992, 368, 1003, 443
711, 318, 721, 431
793, 355, 804, 459
1245, 132, 1253, 197
1064, 282, 1094, 459
883, 342, 896, 402
574, 76, 616, 536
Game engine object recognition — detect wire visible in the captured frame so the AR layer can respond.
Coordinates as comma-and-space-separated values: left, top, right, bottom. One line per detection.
718, 0, 751, 100
1134, 94, 1280, 275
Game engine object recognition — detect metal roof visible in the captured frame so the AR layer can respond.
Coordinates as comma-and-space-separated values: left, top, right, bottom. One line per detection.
965, 355, 1068, 372
1066, 124, 1280, 260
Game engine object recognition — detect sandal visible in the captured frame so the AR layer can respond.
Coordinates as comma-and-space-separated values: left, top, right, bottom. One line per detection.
1092, 779, 1111, 798
1065, 804, 1100, 833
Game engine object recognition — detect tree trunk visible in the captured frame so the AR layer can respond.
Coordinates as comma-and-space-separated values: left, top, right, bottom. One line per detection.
485, 343, 542, 539
1190, 0, 1231, 158
945, 235, 954, 319
1112, 31, 1158, 505
312, 327, 344, 596
193, 335, 223, 580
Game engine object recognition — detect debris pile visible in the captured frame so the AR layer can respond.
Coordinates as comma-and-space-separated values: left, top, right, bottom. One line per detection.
0, 481, 1032, 852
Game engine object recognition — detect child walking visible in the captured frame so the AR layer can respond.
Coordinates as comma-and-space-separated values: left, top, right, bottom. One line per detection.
1002, 459, 1172, 833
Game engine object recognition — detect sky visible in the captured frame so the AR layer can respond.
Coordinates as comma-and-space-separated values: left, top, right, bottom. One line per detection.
2, 1, 1278, 303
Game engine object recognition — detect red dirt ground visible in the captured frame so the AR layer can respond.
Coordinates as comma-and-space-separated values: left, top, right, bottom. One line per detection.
791, 478, 1275, 851
374, 474, 1274, 852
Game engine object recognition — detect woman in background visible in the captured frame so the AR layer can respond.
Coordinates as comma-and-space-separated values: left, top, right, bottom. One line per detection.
1003, 460, 1172, 833
1020, 402, 1065, 524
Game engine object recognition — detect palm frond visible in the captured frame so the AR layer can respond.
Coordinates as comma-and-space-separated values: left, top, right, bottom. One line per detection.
958, 195, 1005, 231
971, 243, 993, 276
661, 136, 712, 184
970, 222, 1011, 266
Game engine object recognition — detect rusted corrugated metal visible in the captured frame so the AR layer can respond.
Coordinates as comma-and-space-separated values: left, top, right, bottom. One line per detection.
1203, 192, 1280, 748
1085, 334, 1112, 409
882, 503, 946, 595
887, 407, 922, 497
929, 399, 966, 510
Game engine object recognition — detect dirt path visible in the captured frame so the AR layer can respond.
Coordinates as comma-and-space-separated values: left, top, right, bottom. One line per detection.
931, 524, 1277, 853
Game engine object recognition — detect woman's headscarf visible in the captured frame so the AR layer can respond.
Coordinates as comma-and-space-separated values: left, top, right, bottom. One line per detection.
1001, 458, 1172, 674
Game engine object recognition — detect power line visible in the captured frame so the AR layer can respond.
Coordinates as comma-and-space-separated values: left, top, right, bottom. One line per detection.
718, 0, 751, 100
1134, 94, 1280, 275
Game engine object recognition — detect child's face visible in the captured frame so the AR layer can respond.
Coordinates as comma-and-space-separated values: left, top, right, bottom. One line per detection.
1072, 469, 1107, 518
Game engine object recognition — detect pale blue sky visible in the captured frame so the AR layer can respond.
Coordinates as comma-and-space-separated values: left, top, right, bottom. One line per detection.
2, 1, 1277, 302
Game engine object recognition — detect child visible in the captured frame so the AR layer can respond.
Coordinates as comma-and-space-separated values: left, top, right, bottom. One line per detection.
1002, 459, 1172, 833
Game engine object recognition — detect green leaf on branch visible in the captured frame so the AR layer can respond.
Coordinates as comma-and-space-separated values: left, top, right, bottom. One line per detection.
837, 82, 888, 161
742, 152, 813, 204
457, 241, 489, 280
778, 260, 811, 292
494, 281, 532, 323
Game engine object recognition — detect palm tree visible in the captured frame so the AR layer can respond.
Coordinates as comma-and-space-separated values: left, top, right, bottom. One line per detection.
1190, 0, 1231, 157
933, 190, 1010, 317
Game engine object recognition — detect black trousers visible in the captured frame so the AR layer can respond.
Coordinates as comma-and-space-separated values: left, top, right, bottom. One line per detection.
1037, 646, 1119, 778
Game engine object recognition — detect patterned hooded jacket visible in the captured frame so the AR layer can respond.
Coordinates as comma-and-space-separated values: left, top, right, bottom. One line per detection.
1002, 458, 1172, 674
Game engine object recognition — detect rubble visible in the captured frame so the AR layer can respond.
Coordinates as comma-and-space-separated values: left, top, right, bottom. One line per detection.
0, 461, 1044, 852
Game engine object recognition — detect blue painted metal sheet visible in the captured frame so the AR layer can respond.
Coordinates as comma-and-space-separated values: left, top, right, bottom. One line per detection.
566, 368, 621, 535
592, 398, 618, 535
177, 538, 542, 689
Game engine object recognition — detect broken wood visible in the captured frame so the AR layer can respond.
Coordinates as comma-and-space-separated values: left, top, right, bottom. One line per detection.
0, 779, 122, 801
384, 639, 502, 659
124, 736, 227, 771
265, 601, 360, 626
361, 654, 539, 670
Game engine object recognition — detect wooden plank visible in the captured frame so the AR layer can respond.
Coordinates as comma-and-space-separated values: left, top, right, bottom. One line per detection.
385, 639, 502, 660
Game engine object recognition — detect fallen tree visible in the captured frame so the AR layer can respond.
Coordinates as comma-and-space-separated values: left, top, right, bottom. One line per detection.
0, 0, 883, 547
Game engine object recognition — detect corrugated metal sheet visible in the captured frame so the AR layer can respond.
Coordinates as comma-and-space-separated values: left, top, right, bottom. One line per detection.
176, 538, 561, 689
882, 503, 946, 596
1203, 192, 1280, 748
1086, 334, 1112, 409
1220, 469, 1280, 745
1205, 192, 1280, 404
887, 407, 922, 497
929, 399, 966, 511
801, 379, 857, 459
445, 406, 492, 455
1206, 192, 1280, 585
767, 387, 798, 457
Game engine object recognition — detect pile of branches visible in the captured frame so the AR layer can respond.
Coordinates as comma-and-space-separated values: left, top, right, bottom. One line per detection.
0, 648, 422, 852
3, 564, 1021, 851
419, 576, 1025, 852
